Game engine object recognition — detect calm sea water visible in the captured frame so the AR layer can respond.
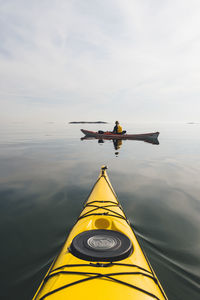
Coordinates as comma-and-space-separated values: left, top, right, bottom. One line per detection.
0, 122, 200, 300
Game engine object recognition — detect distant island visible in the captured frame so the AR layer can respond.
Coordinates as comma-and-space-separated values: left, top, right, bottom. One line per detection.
69, 121, 108, 124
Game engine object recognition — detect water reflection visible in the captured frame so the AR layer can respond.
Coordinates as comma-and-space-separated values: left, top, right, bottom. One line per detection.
81, 135, 159, 156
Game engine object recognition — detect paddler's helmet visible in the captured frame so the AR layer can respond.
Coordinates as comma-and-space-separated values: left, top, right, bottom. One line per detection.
115, 121, 119, 124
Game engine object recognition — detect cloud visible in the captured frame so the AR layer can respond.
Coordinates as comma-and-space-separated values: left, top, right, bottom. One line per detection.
0, 0, 200, 122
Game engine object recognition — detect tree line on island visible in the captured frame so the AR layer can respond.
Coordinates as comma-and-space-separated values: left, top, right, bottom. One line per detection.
69, 121, 108, 124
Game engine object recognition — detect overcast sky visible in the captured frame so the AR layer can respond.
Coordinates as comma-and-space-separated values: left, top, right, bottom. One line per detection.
1, 0, 200, 123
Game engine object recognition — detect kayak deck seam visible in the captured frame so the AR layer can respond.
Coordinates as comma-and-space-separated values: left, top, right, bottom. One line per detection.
51, 262, 153, 274
39, 271, 161, 300
84, 200, 121, 206
83, 175, 118, 207
78, 212, 128, 222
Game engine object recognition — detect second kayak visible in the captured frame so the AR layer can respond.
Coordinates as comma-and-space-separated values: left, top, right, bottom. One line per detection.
33, 166, 167, 300
81, 129, 160, 140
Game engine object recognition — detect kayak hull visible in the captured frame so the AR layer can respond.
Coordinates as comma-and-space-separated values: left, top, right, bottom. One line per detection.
33, 167, 167, 300
81, 129, 160, 140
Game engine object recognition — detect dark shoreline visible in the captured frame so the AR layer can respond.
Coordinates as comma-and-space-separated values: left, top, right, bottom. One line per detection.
69, 121, 108, 124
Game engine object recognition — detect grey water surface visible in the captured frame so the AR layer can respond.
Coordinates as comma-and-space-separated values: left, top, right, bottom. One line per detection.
0, 122, 200, 300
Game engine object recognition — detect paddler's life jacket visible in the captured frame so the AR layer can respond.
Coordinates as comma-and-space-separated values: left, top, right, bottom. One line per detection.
113, 124, 123, 133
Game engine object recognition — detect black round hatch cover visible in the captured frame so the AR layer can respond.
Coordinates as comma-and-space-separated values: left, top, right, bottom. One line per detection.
70, 229, 133, 262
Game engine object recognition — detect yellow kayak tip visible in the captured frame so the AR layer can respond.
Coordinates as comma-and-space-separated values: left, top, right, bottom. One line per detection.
33, 166, 168, 300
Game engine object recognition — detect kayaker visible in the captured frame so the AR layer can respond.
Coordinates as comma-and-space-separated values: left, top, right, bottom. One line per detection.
113, 121, 123, 134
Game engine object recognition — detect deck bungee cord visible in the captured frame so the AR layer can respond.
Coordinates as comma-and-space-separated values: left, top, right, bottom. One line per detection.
39, 271, 161, 300
33, 166, 168, 300
78, 201, 129, 223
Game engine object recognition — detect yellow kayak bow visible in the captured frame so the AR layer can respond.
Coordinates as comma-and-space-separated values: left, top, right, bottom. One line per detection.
33, 166, 167, 300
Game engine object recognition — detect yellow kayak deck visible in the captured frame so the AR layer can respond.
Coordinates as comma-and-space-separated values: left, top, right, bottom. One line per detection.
33, 167, 167, 300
